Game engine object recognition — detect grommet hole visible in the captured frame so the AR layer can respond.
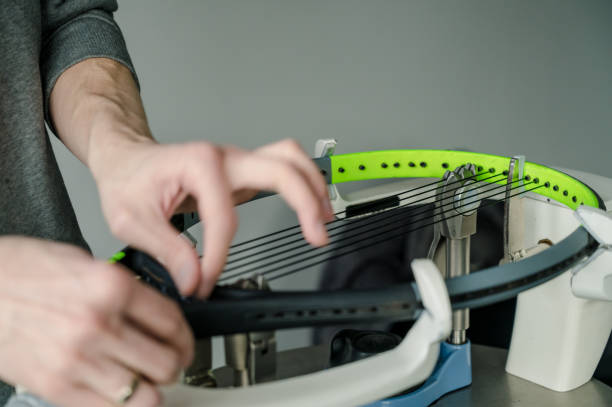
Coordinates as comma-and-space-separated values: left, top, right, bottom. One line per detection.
420, 162, 427, 168
359, 164, 366, 171
442, 163, 449, 169
524, 175, 531, 181
409, 162, 415, 167
338, 167, 345, 173
381, 162, 388, 169
393, 162, 400, 168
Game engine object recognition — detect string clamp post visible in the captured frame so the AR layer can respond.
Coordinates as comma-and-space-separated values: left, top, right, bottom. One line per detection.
224, 276, 277, 386
428, 163, 482, 345
501, 155, 526, 265
439, 163, 481, 240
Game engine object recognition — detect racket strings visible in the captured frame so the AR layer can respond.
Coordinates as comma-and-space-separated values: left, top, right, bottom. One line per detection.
220, 177, 539, 283
226, 172, 504, 265
229, 170, 490, 257
267, 183, 542, 282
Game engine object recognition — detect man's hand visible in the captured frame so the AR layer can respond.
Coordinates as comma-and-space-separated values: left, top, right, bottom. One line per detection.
93, 139, 334, 297
50, 58, 334, 298
0, 236, 194, 407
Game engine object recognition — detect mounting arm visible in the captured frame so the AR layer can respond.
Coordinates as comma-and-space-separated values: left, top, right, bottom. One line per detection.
571, 206, 612, 301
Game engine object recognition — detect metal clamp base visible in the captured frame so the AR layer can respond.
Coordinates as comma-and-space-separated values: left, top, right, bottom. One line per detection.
364, 341, 472, 407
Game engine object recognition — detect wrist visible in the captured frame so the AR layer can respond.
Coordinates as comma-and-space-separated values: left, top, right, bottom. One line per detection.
88, 127, 157, 182
50, 58, 156, 179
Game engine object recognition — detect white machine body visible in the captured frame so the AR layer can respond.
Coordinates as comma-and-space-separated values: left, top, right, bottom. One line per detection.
505, 169, 612, 392
162, 259, 452, 407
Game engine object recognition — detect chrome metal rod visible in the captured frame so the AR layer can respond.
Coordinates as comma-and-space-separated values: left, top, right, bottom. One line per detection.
447, 237, 470, 344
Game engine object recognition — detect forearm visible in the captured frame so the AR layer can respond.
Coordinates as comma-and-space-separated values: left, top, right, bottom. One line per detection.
49, 58, 155, 179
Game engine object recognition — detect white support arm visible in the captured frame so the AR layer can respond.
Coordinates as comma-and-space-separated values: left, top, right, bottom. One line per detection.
162, 259, 451, 407
571, 206, 612, 301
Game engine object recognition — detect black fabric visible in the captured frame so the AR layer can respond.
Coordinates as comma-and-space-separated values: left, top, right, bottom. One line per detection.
0, 385, 13, 407
0, 1, 135, 405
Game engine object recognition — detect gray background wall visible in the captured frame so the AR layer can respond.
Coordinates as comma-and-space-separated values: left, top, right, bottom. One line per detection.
50, 0, 612, 352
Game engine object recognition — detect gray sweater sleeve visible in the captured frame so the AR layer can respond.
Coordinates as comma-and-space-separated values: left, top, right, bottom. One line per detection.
40, 0, 139, 132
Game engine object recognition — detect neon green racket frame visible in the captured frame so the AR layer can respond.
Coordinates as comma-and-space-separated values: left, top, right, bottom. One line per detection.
328, 150, 602, 210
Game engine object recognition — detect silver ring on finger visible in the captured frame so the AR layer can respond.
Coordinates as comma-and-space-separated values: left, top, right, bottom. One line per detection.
116, 374, 141, 405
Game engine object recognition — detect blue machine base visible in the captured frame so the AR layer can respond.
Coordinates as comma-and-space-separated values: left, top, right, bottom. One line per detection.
364, 341, 472, 407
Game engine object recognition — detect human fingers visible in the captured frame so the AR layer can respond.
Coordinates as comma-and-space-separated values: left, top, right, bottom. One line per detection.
97, 143, 202, 295
0, 309, 120, 407
101, 317, 186, 385
35, 377, 118, 407
107, 204, 202, 295
83, 264, 193, 380
181, 144, 237, 297
255, 139, 334, 220
24, 331, 159, 407
224, 149, 329, 247
122, 276, 195, 367
0, 240, 166, 407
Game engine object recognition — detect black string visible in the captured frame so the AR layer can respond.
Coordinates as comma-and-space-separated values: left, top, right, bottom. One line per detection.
220, 179, 531, 282
224, 173, 505, 270
221, 179, 521, 281
265, 184, 544, 282
228, 169, 489, 253
229, 170, 493, 257
221, 179, 517, 280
